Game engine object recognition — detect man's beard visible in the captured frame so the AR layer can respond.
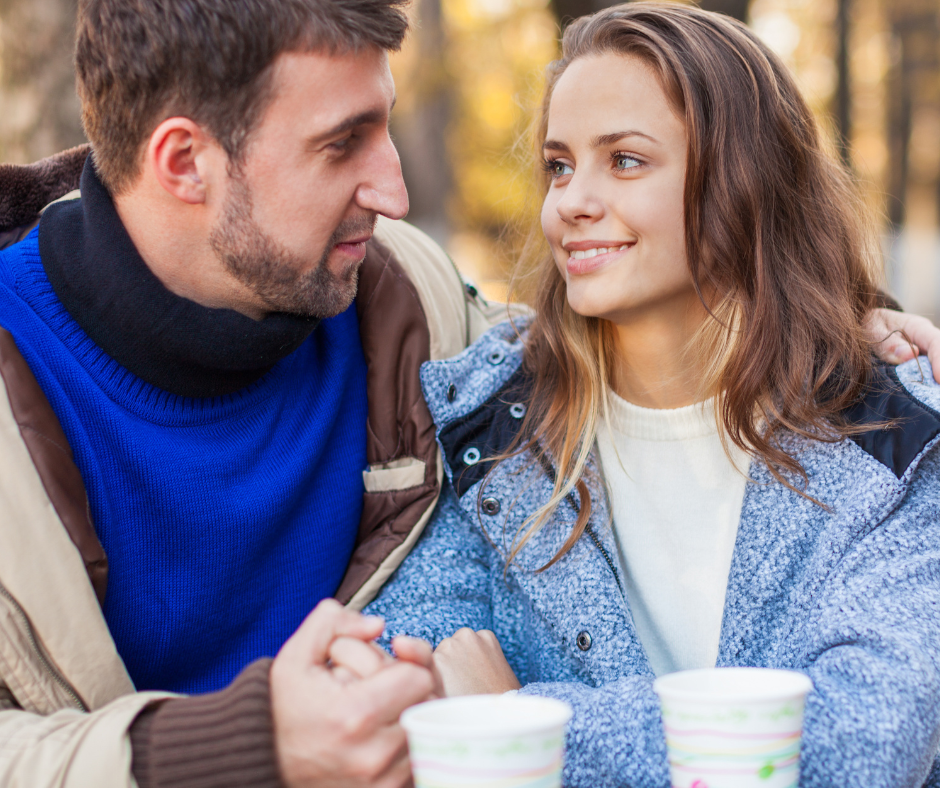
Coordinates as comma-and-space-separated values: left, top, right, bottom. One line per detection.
209, 175, 375, 319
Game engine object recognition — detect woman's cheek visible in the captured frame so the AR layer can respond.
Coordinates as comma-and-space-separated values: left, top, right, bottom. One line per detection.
541, 194, 564, 269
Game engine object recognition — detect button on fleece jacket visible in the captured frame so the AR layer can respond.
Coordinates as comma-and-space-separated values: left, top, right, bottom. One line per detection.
366, 318, 940, 788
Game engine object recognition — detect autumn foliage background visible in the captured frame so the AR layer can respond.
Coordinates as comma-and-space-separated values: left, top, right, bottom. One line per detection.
2, 0, 939, 315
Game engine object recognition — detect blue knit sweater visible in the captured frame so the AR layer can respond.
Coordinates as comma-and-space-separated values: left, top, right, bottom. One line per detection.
0, 225, 368, 695
367, 319, 940, 788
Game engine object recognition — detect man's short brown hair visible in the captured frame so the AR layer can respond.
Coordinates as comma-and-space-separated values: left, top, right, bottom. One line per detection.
76, 0, 409, 194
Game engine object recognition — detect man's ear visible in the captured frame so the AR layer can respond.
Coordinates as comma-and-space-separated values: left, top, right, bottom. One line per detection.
146, 117, 223, 205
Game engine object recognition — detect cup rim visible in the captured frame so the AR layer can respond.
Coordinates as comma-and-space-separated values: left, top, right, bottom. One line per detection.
401, 695, 573, 739
653, 667, 813, 704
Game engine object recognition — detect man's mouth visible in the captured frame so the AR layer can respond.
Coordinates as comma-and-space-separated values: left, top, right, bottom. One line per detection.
333, 235, 372, 258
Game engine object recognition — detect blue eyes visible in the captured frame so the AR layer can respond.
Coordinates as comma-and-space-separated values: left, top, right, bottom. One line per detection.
542, 152, 642, 179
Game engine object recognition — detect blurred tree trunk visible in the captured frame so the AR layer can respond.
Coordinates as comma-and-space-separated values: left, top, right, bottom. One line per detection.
884, 2, 938, 232
834, 0, 852, 167
0, 0, 85, 163
549, 0, 751, 26
393, 0, 453, 246
885, 21, 914, 231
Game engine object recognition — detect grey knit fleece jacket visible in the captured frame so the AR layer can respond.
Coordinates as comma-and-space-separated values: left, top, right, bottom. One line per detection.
366, 318, 940, 788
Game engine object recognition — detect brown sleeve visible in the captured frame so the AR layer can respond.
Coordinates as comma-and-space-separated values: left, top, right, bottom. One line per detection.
130, 658, 283, 788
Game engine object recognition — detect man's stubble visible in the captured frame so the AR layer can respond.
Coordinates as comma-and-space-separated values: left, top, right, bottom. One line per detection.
209, 174, 375, 319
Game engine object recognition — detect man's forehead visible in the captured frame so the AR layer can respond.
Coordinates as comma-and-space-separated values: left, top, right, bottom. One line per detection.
267, 47, 395, 126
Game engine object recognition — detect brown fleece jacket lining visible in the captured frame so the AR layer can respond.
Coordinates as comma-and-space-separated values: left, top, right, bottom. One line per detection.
0, 144, 89, 230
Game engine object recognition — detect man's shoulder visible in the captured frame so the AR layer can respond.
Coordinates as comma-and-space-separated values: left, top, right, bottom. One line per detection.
369, 218, 469, 361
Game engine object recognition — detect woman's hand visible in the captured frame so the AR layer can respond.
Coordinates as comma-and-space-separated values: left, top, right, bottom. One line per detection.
868, 308, 940, 382
433, 628, 522, 697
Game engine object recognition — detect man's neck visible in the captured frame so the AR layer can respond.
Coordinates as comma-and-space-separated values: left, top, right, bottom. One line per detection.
113, 173, 266, 320
35, 157, 319, 398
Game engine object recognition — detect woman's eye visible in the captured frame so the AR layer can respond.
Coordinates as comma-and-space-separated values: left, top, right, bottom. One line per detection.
613, 153, 641, 171
545, 160, 574, 179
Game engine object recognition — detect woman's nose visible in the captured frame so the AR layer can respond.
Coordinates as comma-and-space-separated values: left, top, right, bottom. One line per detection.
554, 173, 604, 224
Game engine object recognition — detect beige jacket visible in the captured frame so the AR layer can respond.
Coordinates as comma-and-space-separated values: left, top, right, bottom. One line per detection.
0, 147, 510, 787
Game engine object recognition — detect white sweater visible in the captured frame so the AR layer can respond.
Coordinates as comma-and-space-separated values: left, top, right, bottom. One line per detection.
596, 395, 750, 676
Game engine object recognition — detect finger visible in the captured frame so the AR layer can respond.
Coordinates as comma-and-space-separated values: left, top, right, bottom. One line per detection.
279, 599, 385, 667
373, 743, 415, 788
868, 311, 911, 364
330, 636, 394, 680
331, 664, 359, 686
333, 721, 411, 785
902, 315, 940, 381
929, 340, 940, 384
876, 329, 915, 364
393, 636, 444, 698
352, 662, 436, 725
477, 629, 500, 646
391, 636, 433, 669
372, 730, 413, 787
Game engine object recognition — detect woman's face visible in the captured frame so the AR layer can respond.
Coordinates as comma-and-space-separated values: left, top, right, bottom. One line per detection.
540, 53, 693, 326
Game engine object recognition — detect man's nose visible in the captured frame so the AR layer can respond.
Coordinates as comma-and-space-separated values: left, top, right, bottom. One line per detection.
356, 133, 409, 221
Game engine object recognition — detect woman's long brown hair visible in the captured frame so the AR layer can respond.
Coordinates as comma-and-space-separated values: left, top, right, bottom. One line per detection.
503, 2, 882, 569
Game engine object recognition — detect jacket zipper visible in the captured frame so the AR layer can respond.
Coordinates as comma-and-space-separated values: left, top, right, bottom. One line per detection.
532, 446, 625, 597
0, 580, 87, 712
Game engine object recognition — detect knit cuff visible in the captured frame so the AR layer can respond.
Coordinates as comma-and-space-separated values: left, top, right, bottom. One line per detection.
130, 658, 282, 788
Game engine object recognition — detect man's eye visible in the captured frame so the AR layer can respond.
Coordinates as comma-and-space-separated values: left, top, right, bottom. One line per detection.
329, 135, 355, 152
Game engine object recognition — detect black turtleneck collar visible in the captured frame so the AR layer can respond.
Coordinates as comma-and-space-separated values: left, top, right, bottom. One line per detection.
37, 157, 319, 398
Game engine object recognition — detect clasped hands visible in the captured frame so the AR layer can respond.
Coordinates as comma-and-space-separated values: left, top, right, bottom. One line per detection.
270, 600, 519, 788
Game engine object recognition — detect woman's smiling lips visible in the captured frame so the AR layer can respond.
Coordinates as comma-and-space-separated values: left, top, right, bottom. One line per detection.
564, 240, 635, 276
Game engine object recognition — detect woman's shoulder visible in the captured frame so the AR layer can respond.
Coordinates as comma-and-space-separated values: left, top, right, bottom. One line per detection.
841, 357, 940, 482
892, 356, 940, 410
420, 315, 534, 428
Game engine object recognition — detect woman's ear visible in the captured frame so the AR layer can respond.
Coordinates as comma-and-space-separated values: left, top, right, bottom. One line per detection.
146, 117, 221, 205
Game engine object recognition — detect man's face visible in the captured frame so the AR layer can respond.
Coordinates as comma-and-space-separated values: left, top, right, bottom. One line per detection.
209, 47, 408, 318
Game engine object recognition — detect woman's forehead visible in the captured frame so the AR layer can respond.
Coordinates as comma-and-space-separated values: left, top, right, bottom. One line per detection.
545, 53, 684, 147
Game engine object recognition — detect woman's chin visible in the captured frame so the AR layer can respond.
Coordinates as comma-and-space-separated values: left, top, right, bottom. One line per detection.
564, 291, 618, 322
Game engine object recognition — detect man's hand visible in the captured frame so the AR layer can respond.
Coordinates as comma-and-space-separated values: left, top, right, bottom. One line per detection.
433, 629, 521, 697
868, 308, 940, 382
328, 634, 445, 698
270, 599, 436, 788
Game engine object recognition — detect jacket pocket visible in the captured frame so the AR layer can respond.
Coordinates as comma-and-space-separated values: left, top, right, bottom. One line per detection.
362, 457, 427, 492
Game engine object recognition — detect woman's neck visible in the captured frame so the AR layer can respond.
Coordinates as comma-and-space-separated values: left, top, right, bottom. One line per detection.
609, 294, 708, 410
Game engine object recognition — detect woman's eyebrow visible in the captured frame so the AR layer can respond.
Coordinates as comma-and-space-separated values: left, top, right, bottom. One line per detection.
542, 139, 569, 153
543, 130, 659, 154
593, 130, 659, 147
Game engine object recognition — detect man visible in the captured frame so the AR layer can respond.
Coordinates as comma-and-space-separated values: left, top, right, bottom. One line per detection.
0, 1, 500, 786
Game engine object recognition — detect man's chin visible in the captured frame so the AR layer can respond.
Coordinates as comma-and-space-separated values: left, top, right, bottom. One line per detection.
269, 267, 360, 319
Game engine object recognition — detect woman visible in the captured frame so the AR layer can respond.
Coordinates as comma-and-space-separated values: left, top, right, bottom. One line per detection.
366, 4, 940, 786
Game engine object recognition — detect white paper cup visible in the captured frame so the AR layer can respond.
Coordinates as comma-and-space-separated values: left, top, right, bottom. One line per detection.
401, 695, 573, 788
653, 668, 814, 788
